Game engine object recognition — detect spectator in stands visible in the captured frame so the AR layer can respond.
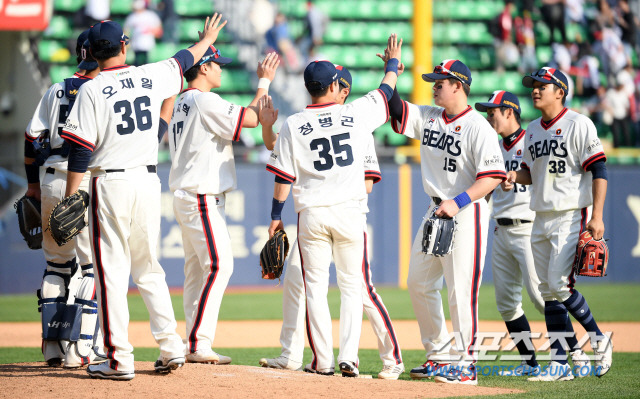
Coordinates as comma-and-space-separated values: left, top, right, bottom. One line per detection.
566, 0, 586, 25
575, 41, 601, 97
604, 77, 633, 147
514, 11, 538, 74
541, 0, 567, 45
617, 0, 639, 58
265, 13, 300, 72
84, 0, 110, 26
494, 0, 520, 73
157, 0, 178, 44
124, 0, 163, 66
298, 1, 329, 61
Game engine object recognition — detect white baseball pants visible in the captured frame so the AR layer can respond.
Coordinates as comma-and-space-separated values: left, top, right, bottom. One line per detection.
173, 191, 233, 354
491, 222, 544, 321
531, 207, 591, 302
279, 233, 403, 367
407, 200, 489, 367
89, 167, 183, 371
297, 201, 365, 372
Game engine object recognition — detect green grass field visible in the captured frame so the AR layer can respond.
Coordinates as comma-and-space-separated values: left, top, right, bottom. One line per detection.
1, 284, 638, 398
1, 284, 638, 322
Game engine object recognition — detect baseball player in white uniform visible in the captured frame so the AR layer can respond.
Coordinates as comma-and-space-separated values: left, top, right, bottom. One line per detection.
24, 29, 105, 369
503, 67, 612, 381
266, 35, 401, 377
258, 65, 404, 379
167, 48, 279, 364
386, 59, 506, 385
60, 16, 228, 380
475, 90, 544, 376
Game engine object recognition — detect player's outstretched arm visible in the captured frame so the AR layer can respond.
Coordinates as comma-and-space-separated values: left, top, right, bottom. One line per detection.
502, 169, 532, 191
243, 52, 281, 128
436, 177, 503, 218
587, 178, 607, 239
158, 95, 176, 143
378, 34, 402, 91
187, 14, 227, 65
259, 95, 279, 151
269, 182, 291, 238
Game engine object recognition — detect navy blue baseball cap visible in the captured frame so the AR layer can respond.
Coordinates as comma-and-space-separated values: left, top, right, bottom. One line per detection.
78, 39, 99, 71
336, 64, 352, 90
194, 44, 233, 65
475, 90, 521, 115
522, 67, 569, 93
423, 59, 472, 86
304, 60, 338, 91
88, 20, 129, 53
76, 29, 90, 58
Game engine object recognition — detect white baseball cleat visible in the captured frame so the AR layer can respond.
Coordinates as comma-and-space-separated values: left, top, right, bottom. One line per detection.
527, 361, 574, 382
339, 361, 360, 377
259, 356, 303, 371
570, 349, 591, 378
87, 361, 135, 381
186, 349, 231, 364
593, 335, 612, 377
154, 356, 185, 373
378, 363, 405, 380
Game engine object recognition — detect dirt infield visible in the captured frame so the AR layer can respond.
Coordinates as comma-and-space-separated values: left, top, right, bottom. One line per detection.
0, 362, 522, 399
1, 320, 638, 351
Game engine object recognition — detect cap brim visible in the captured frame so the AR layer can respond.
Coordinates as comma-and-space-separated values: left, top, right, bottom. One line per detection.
522, 75, 551, 88
474, 102, 500, 112
78, 60, 98, 70
422, 73, 451, 82
213, 56, 233, 65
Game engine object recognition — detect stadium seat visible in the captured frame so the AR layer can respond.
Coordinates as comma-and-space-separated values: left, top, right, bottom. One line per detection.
174, 0, 214, 17
323, 22, 412, 44
49, 65, 76, 83
38, 40, 71, 63
149, 42, 180, 63
44, 16, 73, 40
218, 70, 253, 93
54, 0, 85, 13
178, 19, 231, 42
317, 45, 413, 69
111, 0, 133, 15
536, 45, 552, 64
374, 124, 407, 146
434, 1, 502, 20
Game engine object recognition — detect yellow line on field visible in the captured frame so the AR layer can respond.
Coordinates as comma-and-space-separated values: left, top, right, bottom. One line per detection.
398, 164, 412, 289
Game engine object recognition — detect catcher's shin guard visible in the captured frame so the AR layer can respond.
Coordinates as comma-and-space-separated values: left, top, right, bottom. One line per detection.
39, 259, 77, 365
64, 264, 103, 368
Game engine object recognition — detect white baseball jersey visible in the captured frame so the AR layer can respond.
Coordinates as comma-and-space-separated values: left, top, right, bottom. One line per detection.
62, 59, 183, 170
521, 108, 606, 212
492, 129, 536, 221
25, 75, 91, 169
168, 88, 247, 194
392, 104, 506, 198
267, 89, 389, 212
362, 133, 381, 213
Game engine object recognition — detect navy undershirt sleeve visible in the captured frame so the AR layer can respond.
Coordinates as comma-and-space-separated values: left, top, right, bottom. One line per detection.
377, 83, 393, 102
158, 118, 168, 143
588, 159, 608, 180
388, 87, 404, 121
172, 49, 195, 73
67, 143, 91, 173
24, 138, 36, 157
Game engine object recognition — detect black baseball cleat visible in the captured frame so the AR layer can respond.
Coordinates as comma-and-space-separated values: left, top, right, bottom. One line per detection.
304, 363, 335, 376
339, 361, 360, 377
154, 356, 185, 373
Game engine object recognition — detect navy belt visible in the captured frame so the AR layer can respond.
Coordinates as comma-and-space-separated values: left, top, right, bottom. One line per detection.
105, 165, 156, 174
497, 218, 532, 226
432, 197, 442, 205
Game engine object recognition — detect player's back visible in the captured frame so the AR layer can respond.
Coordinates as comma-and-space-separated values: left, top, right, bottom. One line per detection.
75, 60, 182, 170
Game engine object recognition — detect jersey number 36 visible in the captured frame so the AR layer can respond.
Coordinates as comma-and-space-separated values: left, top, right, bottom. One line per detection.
310, 133, 354, 171
113, 96, 152, 135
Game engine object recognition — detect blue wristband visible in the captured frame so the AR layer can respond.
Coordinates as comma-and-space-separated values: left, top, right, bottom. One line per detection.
453, 192, 471, 209
271, 198, 285, 220
385, 58, 399, 75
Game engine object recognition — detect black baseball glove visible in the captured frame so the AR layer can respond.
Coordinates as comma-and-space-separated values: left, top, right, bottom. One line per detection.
260, 229, 289, 280
48, 190, 90, 247
422, 207, 457, 256
15, 195, 42, 249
